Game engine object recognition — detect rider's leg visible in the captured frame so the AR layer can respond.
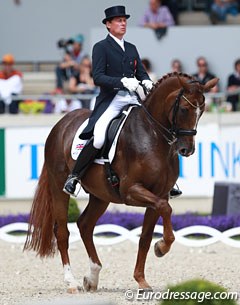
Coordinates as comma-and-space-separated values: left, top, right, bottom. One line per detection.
63, 94, 132, 195
169, 186, 182, 198
63, 137, 99, 195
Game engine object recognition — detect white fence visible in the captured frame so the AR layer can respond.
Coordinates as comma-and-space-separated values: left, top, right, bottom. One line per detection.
1, 223, 240, 248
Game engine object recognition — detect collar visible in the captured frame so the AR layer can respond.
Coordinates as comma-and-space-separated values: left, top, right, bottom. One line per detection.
109, 33, 125, 51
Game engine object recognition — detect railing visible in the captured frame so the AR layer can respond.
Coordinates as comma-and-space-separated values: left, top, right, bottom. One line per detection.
8, 89, 240, 112
1, 222, 240, 248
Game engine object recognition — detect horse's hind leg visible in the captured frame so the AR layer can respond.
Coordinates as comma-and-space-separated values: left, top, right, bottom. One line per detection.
77, 194, 109, 291
50, 177, 81, 293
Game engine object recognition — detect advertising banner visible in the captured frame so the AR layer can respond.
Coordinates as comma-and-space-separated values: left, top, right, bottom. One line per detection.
5, 127, 50, 198
0, 129, 5, 196
3, 124, 240, 198
178, 124, 240, 196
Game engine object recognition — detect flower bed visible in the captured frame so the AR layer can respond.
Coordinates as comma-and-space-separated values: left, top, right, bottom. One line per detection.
1, 211, 240, 232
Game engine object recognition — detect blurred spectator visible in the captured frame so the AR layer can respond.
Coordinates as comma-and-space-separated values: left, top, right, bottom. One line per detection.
55, 34, 86, 93
171, 59, 183, 73
162, 0, 179, 24
192, 57, 219, 109
54, 98, 81, 114
141, 58, 158, 82
68, 56, 96, 109
227, 58, 240, 111
0, 54, 23, 114
139, 0, 175, 39
137, 58, 158, 99
209, 0, 239, 24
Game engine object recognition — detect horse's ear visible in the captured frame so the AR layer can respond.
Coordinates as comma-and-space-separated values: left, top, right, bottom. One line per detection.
176, 74, 191, 92
203, 78, 219, 92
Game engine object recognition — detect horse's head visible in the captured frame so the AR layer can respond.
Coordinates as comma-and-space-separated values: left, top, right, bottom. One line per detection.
165, 74, 219, 157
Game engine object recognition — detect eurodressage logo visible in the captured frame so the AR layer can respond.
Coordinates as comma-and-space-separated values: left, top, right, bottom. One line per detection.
124, 289, 239, 302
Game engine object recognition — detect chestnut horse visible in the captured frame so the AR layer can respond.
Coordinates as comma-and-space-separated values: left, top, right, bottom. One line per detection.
24, 73, 218, 293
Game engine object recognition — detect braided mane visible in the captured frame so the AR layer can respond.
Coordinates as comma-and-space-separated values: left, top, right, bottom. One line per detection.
145, 72, 197, 100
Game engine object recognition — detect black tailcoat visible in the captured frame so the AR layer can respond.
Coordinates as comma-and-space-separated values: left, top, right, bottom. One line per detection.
80, 34, 150, 140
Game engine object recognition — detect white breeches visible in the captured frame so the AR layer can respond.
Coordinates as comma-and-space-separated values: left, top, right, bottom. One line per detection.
93, 92, 140, 149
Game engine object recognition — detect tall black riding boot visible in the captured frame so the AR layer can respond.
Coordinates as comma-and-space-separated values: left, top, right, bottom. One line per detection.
63, 138, 99, 196
169, 187, 182, 198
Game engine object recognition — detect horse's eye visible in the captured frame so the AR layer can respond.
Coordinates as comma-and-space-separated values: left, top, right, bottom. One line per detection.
179, 107, 188, 115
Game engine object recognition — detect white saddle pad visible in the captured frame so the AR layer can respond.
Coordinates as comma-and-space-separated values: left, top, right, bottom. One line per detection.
71, 106, 136, 165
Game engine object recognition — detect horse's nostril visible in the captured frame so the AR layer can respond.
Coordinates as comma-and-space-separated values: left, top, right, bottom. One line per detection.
180, 148, 188, 156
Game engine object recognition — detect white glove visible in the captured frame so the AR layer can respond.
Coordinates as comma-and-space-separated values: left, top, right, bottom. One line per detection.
142, 79, 154, 91
121, 77, 139, 92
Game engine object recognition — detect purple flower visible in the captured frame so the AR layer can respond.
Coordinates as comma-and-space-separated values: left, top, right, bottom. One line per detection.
1, 212, 240, 232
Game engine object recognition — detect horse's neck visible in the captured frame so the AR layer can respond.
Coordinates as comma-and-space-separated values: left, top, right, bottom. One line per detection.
144, 81, 176, 125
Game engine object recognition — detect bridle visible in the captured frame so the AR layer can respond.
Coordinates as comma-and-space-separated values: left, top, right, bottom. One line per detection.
136, 81, 205, 145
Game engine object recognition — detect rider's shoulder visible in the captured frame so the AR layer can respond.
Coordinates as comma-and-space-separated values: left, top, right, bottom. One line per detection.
124, 40, 137, 50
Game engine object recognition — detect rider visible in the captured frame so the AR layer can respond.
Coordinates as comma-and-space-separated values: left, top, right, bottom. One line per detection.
63, 5, 182, 198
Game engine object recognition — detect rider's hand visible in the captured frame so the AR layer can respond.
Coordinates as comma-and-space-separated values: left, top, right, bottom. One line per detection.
121, 77, 139, 92
142, 79, 154, 91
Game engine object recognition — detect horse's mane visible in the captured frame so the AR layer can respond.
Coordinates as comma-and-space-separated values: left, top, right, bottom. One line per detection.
145, 72, 196, 100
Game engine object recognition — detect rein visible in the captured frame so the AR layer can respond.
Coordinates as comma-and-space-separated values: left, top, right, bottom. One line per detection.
135, 83, 204, 145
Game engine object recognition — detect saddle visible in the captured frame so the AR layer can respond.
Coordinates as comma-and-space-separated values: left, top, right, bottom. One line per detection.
100, 104, 139, 192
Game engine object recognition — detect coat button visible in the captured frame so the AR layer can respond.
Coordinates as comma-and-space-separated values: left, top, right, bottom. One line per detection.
122, 73, 125, 76
131, 74, 133, 77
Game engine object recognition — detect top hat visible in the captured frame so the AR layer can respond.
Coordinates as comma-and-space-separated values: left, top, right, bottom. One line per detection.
102, 5, 130, 24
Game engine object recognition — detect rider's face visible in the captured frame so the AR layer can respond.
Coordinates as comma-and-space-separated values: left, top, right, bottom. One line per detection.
107, 17, 127, 39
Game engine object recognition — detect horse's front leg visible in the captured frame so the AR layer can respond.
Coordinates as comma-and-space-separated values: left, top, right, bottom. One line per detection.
134, 208, 160, 289
154, 200, 175, 257
124, 184, 175, 288
124, 183, 166, 210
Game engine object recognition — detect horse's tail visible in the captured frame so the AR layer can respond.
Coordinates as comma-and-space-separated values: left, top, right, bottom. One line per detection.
24, 162, 56, 257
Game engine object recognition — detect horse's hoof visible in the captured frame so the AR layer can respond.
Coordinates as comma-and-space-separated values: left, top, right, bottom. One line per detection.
83, 276, 97, 292
138, 286, 153, 292
154, 241, 165, 257
67, 287, 79, 294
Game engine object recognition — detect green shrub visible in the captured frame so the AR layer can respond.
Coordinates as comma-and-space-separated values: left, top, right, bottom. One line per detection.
67, 198, 80, 222
160, 279, 237, 305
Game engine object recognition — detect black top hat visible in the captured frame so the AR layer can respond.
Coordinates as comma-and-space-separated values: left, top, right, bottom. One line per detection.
102, 5, 130, 24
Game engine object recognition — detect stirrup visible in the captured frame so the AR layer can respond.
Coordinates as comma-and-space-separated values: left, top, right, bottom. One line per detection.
63, 176, 81, 198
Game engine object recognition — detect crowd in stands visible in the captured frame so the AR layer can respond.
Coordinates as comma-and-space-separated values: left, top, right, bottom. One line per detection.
0, 54, 23, 114
209, 0, 240, 24
1, 0, 240, 114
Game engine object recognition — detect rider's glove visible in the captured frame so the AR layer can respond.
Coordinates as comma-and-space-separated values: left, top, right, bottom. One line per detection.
121, 77, 139, 92
142, 79, 154, 91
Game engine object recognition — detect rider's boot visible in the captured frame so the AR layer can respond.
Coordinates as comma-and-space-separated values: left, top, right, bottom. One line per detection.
63, 138, 99, 196
169, 187, 182, 198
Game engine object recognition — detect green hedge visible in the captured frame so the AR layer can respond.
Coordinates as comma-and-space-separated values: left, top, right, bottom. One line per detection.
68, 198, 80, 222
160, 279, 237, 305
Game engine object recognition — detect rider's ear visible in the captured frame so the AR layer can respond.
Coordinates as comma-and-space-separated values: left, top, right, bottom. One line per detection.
176, 73, 191, 93
203, 78, 219, 92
